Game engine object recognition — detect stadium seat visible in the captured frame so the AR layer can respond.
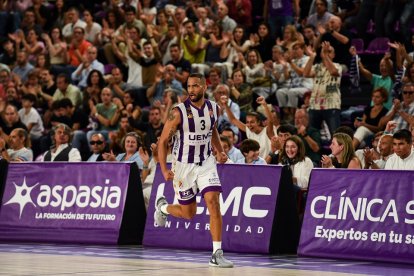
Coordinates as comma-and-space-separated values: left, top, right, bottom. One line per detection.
351, 38, 364, 55
364, 37, 390, 54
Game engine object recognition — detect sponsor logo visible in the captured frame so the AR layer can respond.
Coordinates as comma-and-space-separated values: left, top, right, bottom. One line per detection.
3, 178, 122, 219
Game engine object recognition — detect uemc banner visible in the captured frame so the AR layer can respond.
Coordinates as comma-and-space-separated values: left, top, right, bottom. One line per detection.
299, 169, 414, 264
143, 164, 282, 253
0, 162, 132, 244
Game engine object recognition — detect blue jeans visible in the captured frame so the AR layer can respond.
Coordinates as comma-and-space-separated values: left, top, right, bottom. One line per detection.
308, 109, 341, 139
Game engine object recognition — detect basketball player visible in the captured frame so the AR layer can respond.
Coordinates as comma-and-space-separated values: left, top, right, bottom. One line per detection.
155, 73, 234, 268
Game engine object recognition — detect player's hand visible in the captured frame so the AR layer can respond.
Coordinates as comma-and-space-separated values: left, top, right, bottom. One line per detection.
217, 151, 228, 163
163, 170, 174, 181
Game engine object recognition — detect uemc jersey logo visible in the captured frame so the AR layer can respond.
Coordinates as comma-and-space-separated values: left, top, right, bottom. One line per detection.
3, 177, 122, 218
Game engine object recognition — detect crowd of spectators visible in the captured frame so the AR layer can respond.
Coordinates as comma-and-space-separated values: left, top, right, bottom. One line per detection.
0, 0, 414, 207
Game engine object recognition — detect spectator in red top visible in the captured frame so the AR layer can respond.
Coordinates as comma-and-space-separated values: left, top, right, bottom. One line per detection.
226, 0, 252, 28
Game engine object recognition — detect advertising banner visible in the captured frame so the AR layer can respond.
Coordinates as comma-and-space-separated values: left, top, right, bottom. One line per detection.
143, 164, 283, 253
299, 169, 414, 264
0, 162, 135, 244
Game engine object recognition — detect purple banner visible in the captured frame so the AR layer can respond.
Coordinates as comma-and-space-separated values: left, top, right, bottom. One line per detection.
299, 169, 414, 264
143, 164, 282, 253
0, 162, 132, 244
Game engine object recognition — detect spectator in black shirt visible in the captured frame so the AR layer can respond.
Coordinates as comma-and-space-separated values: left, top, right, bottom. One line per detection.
0, 104, 28, 141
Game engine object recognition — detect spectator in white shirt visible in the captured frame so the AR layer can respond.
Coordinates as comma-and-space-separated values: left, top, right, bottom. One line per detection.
385, 129, 414, 170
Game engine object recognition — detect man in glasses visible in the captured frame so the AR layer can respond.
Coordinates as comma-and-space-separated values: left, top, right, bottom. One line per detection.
379, 82, 414, 133
87, 133, 107, 162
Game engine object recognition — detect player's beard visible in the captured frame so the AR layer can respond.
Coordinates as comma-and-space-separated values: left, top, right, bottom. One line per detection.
189, 92, 203, 103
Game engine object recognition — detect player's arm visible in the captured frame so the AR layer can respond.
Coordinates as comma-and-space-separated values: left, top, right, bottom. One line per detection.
158, 107, 181, 180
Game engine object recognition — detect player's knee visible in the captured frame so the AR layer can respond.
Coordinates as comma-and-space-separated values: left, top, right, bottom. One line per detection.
182, 208, 197, 220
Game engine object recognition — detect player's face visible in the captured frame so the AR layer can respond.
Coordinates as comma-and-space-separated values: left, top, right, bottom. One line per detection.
187, 77, 205, 103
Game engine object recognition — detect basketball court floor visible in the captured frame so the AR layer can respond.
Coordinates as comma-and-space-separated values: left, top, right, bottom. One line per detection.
0, 243, 413, 275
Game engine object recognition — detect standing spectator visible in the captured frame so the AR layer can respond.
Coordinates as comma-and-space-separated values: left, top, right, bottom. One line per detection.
264, 0, 299, 39
306, 0, 334, 32
159, 23, 179, 65
180, 20, 207, 64
385, 129, 414, 170
332, 0, 361, 26
226, 0, 252, 28
303, 41, 342, 138
41, 123, 82, 161
225, 96, 276, 158
315, 16, 351, 69
66, 26, 92, 74
216, 3, 237, 33
358, 53, 394, 110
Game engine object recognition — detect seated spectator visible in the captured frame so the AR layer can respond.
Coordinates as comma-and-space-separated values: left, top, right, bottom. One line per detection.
41, 123, 82, 162
0, 128, 33, 161
364, 133, 393, 169
236, 138, 267, 164
214, 84, 240, 135
220, 127, 243, 162
42, 27, 68, 69
226, 69, 253, 120
53, 73, 82, 108
87, 133, 107, 162
250, 22, 274, 63
276, 25, 304, 51
0, 104, 28, 141
165, 43, 191, 86
294, 108, 321, 166
321, 133, 362, 169
109, 114, 137, 155
279, 135, 314, 189
277, 42, 313, 121
379, 83, 414, 133
146, 64, 183, 105
103, 131, 146, 170
12, 50, 34, 83
107, 67, 128, 99
82, 9, 102, 44
18, 93, 44, 140
88, 87, 121, 143
82, 70, 106, 114
62, 7, 87, 41
180, 20, 207, 64
267, 123, 297, 164
240, 49, 266, 85
71, 46, 104, 90
353, 88, 389, 149
385, 129, 414, 170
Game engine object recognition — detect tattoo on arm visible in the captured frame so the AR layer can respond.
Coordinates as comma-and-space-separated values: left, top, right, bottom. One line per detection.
167, 128, 175, 142
168, 110, 175, 121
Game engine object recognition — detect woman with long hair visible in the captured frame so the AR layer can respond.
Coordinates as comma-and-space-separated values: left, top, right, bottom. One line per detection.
321, 133, 362, 169
279, 135, 314, 189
